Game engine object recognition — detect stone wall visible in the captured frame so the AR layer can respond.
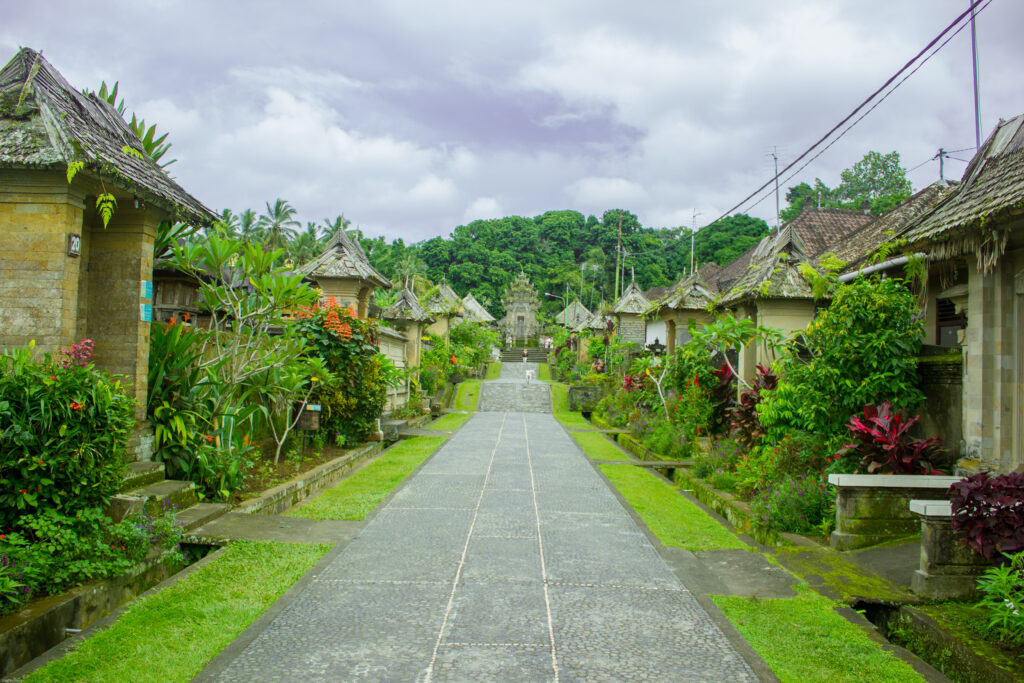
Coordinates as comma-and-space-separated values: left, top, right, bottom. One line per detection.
616, 313, 646, 346
0, 170, 86, 353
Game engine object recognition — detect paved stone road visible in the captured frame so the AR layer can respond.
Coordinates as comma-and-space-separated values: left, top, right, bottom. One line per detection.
201, 371, 760, 682
478, 363, 551, 413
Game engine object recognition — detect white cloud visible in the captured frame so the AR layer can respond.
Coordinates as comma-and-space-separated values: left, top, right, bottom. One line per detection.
568, 177, 648, 208
463, 197, 503, 222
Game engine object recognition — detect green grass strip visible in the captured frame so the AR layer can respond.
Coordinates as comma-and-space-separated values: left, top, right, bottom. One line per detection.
452, 379, 481, 411
549, 381, 568, 411
555, 411, 592, 429
485, 362, 500, 380
713, 588, 924, 682
537, 363, 551, 381
425, 412, 472, 432
24, 541, 329, 683
287, 436, 446, 520
597, 463, 747, 551
571, 431, 626, 461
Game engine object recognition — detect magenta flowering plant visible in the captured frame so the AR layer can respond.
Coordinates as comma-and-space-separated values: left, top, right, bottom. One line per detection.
834, 401, 946, 475
57, 338, 95, 368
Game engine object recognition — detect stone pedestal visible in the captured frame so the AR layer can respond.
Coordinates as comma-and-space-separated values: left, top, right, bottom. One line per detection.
910, 499, 996, 599
828, 474, 961, 550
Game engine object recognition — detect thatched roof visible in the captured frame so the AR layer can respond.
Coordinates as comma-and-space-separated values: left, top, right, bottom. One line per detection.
556, 300, 591, 328
781, 204, 876, 257
299, 229, 391, 288
424, 281, 461, 315
658, 264, 720, 312
460, 292, 495, 323
575, 308, 613, 333
0, 48, 217, 226
383, 285, 432, 323
718, 224, 817, 305
829, 182, 952, 276
612, 281, 651, 315
902, 114, 1024, 274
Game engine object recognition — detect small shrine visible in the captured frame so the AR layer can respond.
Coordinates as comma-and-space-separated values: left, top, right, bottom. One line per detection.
611, 281, 651, 346
298, 229, 392, 318
498, 271, 541, 344
423, 279, 462, 338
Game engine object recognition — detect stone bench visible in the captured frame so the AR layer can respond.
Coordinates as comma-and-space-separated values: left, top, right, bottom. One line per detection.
828, 473, 961, 550
909, 499, 996, 599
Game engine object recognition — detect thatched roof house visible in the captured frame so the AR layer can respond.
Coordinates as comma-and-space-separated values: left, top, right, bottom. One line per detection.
611, 281, 651, 346
299, 229, 391, 318
555, 300, 592, 329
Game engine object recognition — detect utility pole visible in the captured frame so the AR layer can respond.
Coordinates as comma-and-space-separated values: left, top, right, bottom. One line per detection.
970, 0, 982, 149
614, 210, 623, 301
769, 147, 780, 231
938, 148, 946, 181
690, 209, 701, 276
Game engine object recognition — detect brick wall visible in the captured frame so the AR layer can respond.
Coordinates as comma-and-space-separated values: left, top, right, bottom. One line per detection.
616, 313, 645, 346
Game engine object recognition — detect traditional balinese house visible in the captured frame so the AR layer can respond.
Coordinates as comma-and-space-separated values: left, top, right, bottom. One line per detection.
382, 285, 434, 370
717, 206, 874, 385
423, 280, 462, 339
498, 271, 541, 344
459, 291, 496, 325
0, 48, 218, 426
654, 263, 720, 354
555, 299, 592, 329
611, 281, 651, 347
298, 229, 392, 318
899, 114, 1024, 474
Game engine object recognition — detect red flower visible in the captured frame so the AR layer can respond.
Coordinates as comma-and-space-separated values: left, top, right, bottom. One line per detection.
203, 435, 214, 443
183, 312, 190, 322
168, 316, 176, 326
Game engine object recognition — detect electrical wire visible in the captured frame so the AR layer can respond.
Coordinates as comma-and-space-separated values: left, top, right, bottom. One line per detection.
711, 0, 994, 224
736, 0, 992, 216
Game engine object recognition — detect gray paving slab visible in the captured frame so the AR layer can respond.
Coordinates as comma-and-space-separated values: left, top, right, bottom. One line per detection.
200, 379, 761, 682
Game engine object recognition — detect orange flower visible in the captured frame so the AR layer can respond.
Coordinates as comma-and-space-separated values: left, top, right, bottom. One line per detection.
168, 316, 176, 326
324, 308, 344, 335
243, 434, 250, 446
203, 435, 214, 443
337, 321, 353, 341
183, 312, 190, 322
347, 304, 357, 318
69, 400, 83, 411
324, 295, 340, 310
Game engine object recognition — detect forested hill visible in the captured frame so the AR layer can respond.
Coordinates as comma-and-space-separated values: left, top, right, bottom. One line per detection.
360, 210, 769, 319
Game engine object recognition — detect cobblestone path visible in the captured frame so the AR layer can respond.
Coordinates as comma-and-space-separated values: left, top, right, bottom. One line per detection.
201, 372, 759, 682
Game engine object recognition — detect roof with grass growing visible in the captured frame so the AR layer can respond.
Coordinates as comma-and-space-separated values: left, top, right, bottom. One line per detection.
0, 47, 217, 226
382, 285, 432, 323
611, 280, 651, 314
460, 292, 495, 323
556, 299, 592, 327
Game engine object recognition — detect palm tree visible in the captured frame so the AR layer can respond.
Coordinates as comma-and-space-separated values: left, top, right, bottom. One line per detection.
394, 254, 431, 294
214, 208, 241, 239
258, 199, 300, 254
239, 209, 262, 243
288, 223, 323, 265
322, 214, 351, 238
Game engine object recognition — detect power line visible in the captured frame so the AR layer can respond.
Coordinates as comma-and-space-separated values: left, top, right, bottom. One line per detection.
711, 0, 993, 224
736, 0, 992, 216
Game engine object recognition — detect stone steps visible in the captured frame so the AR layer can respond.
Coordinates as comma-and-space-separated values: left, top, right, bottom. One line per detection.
500, 348, 548, 362
176, 502, 233, 533
108, 479, 198, 522
121, 461, 165, 492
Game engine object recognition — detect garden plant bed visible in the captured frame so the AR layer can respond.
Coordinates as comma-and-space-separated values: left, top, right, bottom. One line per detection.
234, 442, 382, 516
0, 550, 190, 677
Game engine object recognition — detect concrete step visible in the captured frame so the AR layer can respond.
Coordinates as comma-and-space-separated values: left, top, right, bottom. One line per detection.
120, 461, 165, 492
108, 479, 198, 522
176, 502, 232, 533
382, 418, 408, 442
500, 350, 549, 362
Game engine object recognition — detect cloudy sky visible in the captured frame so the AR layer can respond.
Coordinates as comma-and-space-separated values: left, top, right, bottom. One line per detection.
5, 1, 1023, 242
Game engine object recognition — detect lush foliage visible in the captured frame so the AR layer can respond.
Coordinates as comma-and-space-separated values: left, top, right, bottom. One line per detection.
759, 276, 924, 441
750, 475, 834, 534
296, 297, 392, 447
949, 471, 1024, 560
418, 323, 496, 396
0, 342, 134, 530
0, 505, 183, 615
975, 550, 1024, 647
780, 150, 913, 222
835, 402, 946, 475
729, 364, 776, 448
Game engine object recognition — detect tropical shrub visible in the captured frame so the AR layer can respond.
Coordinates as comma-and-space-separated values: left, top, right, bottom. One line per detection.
975, 551, 1024, 647
449, 322, 499, 370
296, 297, 391, 446
750, 474, 834, 533
949, 471, 1024, 560
834, 402, 946, 475
729, 364, 777, 448
759, 276, 924, 440
0, 343, 134, 530
0, 505, 183, 615
693, 437, 744, 479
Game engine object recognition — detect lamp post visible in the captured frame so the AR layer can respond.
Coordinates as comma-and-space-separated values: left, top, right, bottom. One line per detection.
545, 292, 566, 328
